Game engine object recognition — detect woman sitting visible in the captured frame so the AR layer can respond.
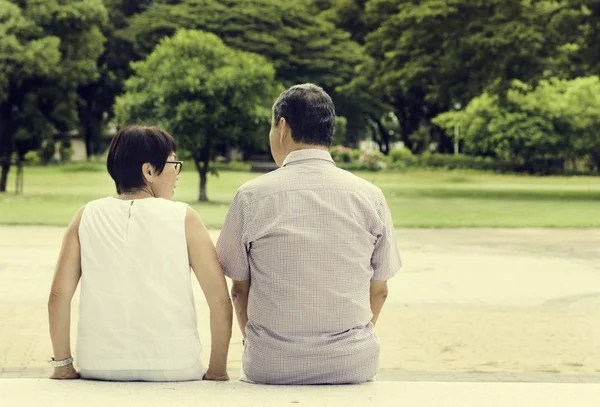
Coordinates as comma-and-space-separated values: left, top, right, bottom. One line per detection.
48, 125, 232, 381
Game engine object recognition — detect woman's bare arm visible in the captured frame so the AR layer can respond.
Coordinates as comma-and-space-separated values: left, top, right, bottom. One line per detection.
48, 206, 85, 379
185, 206, 233, 380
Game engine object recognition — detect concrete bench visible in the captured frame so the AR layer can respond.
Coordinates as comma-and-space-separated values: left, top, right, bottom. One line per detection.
1, 379, 599, 407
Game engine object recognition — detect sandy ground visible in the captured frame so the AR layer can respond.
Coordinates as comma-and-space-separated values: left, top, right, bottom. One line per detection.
0, 227, 599, 374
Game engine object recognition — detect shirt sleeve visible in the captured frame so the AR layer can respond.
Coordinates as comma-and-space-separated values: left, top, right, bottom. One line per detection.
371, 191, 402, 281
216, 190, 250, 281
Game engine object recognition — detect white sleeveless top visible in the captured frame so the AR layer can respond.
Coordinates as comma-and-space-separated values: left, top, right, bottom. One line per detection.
76, 197, 202, 371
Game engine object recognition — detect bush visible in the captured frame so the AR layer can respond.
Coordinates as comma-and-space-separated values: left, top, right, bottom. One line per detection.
330, 146, 367, 170
359, 152, 387, 171
417, 153, 514, 172
331, 146, 387, 171
389, 148, 417, 169
40, 140, 56, 164
332, 146, 517, 173
60, 162, 106, 172
212, 161, 251, 172
59, 146, 74, 163
389, 148, 415, 161
329, 146, 354, 163
23, 151, 41, 165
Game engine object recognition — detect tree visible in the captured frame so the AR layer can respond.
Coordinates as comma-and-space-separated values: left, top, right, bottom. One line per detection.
433, 92, 560, 172
314, 0, 370, 44
128, 0, 364, 89
560, 0, 600, 76
311, 0, 405, 152
76, 0, 175, 159
125, 0, 367, 146
512, 77, 600, 171
115, 29, 279, 201
0, 0, 107, 192
334, 57, 395, 151
433, 77, 600, 173
360, 0, 572, 153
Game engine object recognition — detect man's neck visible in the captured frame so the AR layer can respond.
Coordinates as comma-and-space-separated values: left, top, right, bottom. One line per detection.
289, 143, 329, 153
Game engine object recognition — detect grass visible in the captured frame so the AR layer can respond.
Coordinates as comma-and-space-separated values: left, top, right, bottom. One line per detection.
1, 163, 600, 228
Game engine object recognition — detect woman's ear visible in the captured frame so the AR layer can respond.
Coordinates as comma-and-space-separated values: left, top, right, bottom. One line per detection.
142, 163, 153, 184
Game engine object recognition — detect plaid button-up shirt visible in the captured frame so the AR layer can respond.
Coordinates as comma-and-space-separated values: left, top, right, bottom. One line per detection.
216, 149, 402, 384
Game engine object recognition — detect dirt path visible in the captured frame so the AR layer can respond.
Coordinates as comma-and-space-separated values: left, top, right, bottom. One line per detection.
1, 227, 599, 374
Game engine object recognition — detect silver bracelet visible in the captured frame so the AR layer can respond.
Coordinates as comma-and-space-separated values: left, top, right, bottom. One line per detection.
49, 356, 74, 368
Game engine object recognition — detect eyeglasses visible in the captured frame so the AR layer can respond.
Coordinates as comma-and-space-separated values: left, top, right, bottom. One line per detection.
166, 160, 183, 175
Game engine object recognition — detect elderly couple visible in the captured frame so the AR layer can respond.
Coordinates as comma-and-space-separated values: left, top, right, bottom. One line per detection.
48, 84, 402, 385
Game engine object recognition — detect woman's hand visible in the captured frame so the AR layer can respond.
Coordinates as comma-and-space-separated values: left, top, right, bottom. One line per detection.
202, 369, 229, 381
50, 365, 80, 380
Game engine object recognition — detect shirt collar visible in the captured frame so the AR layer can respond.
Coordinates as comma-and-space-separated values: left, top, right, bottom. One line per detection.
282, 149, 335, 167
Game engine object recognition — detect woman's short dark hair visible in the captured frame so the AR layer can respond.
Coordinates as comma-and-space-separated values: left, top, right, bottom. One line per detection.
272, 83, 336, 147
107, 125, 176, 194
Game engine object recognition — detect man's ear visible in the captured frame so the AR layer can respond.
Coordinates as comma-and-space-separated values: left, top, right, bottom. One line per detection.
279, 117, 291, 143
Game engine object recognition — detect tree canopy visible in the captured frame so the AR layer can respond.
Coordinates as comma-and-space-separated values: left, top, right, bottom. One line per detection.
0, 0, 107, 191
3, 0, 600, 189
433, 76, 600, 173
115, 29, 279, 201
125, 0, 371, 145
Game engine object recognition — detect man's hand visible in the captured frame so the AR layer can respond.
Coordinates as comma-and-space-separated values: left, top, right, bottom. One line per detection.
50, 365, 80, 380
203, 369, 229, 381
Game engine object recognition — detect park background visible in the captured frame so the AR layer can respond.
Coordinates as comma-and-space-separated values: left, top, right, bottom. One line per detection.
0, 0, 599, 380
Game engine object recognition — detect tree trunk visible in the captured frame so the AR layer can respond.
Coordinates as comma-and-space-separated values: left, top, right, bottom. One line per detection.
343, 114, 362, 148
199, 173, 208, 201
195, 138, 213, 202
194, 151, 210, 202
0, 102, 14, 193
85, 120, 103, 159
373, 117, 390, 155
79, 101, 100, 160
394, 108, 415, 153
85, 131, 93, 160
0, 162, 9, 193
392, 95, 429, 154
369, 123, 383, 152
433, 123, 453, 153
368, 115, 391, 155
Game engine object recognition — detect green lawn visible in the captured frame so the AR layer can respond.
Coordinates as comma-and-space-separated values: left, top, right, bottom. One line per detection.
1, 164, 600, 228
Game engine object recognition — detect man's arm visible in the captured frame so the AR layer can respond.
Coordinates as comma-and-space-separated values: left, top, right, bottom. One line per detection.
370, 191, 402, 325
186, 207, 233, 381
48, 207, 85, 380
370, 280, 389, 325
215, 191, 251, 338
231, 280, 250, 338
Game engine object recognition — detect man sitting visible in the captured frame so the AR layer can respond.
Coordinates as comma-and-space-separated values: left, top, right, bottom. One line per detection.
216, 83, 402, 384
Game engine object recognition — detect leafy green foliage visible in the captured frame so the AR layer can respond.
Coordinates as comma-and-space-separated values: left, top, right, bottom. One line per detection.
357, 0, 587, 152
115, 29, 280, 201
4, 0, 600, 185
315, 0, 370, 44
0, 0, 107, 191
126, 0, 368, 144
433, 76, 600, 173
127, 0, 365, 91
